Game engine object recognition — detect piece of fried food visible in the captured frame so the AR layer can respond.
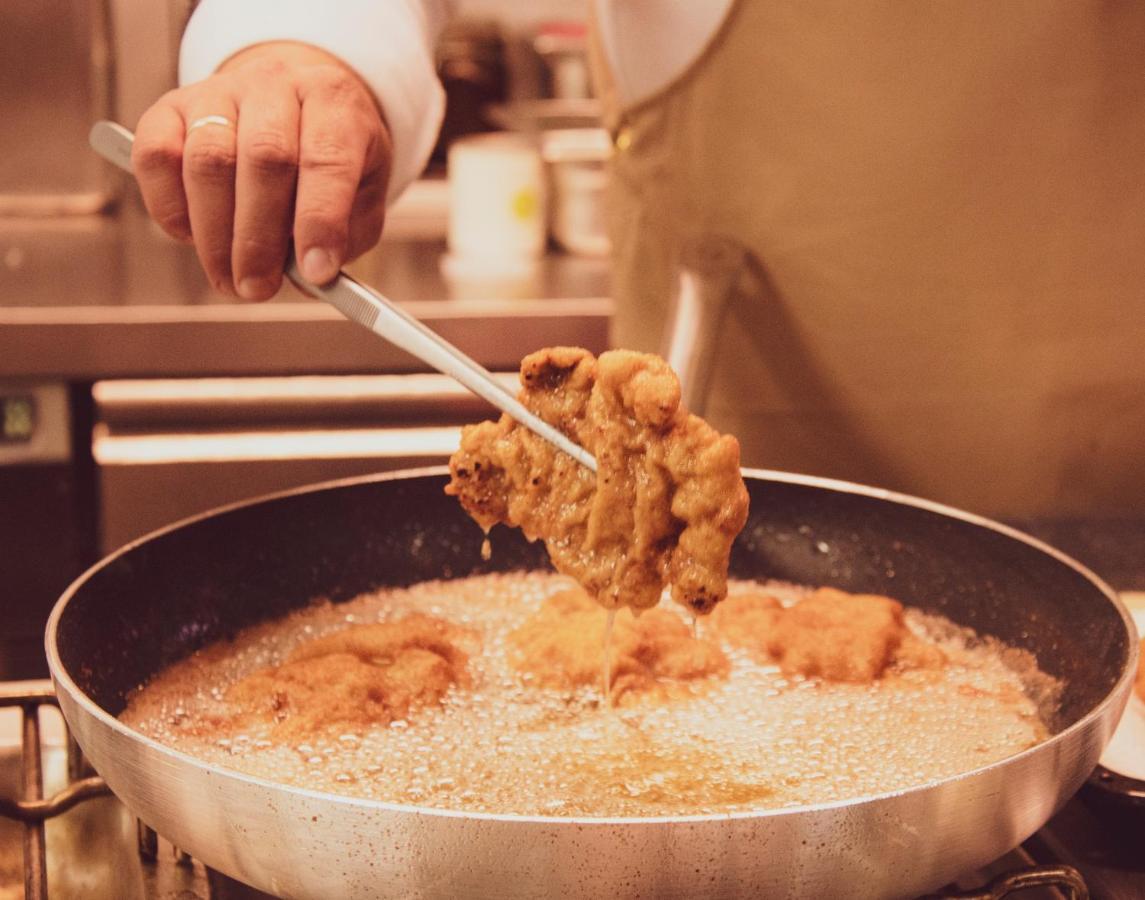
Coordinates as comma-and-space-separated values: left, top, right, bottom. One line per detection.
770, 588, 907, 682
508, 588, 729, 705
1137, 637, 1145, 702
712, 587, 945, 683
223, 614, 474, 740
709, 592, 783, 648
289, 613, 472, 674
446, 347, 749, 615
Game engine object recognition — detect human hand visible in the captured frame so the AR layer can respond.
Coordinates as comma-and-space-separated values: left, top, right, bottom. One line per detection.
133, 41, 392, 299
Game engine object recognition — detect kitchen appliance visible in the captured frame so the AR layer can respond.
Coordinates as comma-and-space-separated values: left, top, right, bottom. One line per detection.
0, 383, 97, 680
40, 468, 1137, 898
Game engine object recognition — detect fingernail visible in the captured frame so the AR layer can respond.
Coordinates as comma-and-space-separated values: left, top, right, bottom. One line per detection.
301, 247, 338, 283
238, 277, 275, 301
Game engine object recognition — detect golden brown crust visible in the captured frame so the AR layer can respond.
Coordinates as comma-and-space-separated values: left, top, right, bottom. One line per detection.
1137, 637, 1145, 702
508, 588, 729, 705
709, 592, 783, 649
768, 588, 905, 682
446, 348, 749, 614
217, 614, 475, 740
712, 587, 946, 683
289, 613, 472, 676
891, 633, 949, 674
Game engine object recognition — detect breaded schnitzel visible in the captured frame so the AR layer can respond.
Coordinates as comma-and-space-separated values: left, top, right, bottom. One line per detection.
509, 588, 729, 705
447, 348, 749, 615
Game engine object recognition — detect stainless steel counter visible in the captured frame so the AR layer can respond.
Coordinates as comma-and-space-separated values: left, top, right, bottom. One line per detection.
0, 199, 612, 380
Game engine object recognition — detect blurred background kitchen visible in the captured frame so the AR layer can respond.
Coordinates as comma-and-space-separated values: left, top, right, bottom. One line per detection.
2, 6, 1145, 896
0, 0, 612, 680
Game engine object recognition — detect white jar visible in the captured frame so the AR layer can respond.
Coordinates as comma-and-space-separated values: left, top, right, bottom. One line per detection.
542, 128, 612, 257
447, 133, 547, 263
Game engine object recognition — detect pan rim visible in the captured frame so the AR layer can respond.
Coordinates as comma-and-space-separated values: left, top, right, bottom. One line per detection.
45, 465, 1140, 827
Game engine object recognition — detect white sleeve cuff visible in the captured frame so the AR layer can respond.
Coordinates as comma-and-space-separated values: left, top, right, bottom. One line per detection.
179, 0, 450, 203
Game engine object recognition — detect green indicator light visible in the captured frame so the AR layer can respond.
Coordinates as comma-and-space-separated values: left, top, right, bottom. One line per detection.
2, 396, 36, 443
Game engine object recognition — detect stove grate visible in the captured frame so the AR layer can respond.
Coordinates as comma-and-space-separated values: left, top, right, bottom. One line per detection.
0, 680, 112, 900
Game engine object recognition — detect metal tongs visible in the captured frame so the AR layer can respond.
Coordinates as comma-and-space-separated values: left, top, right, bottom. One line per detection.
88, 120, 596, 473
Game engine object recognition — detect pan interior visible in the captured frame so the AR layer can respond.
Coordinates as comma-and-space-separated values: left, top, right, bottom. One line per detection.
52, 471, 1129, 733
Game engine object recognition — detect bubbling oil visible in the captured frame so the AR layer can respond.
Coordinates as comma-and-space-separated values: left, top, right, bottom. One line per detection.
120, 573, 1057, 817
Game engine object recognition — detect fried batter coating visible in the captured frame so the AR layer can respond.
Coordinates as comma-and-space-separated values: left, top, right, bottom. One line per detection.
446, 347, 749, 615
712, 587, 945, 683
290, 613, 471, 674
892, 633, 949, 673
709, 592, 783, 649
509, 589, 729, 705
1136, 638, 1145, 702
224, 614, 474, 740
771, 588, 907, 682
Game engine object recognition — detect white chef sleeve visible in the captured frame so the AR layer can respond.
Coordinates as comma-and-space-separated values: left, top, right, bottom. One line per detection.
179, 0, 452, 203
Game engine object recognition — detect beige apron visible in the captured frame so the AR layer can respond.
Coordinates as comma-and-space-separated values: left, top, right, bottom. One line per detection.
590, 0, 1145, 519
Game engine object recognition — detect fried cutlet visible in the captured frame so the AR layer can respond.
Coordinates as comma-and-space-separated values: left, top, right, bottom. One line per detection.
1137, 637, 1145, 702
508, 588, 729, 705
221, 614, 475, 740
446, 348, 749, 615
712, 587, 945, 682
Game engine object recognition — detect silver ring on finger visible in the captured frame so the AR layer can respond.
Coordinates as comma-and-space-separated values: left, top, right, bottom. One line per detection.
186, 115, 236, 135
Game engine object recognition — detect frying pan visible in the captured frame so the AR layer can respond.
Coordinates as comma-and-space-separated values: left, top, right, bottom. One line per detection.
45, 468, 1136, 899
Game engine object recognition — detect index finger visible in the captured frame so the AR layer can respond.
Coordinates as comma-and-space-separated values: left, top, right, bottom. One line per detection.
293, 77, 375, 283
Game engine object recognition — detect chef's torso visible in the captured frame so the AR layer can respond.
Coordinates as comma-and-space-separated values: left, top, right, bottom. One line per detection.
591, 0, 1145, 519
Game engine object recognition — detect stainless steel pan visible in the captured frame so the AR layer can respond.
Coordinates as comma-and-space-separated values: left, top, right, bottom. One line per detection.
45, 468, 1137, 899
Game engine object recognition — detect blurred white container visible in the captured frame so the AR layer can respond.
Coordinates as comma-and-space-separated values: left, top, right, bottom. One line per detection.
542, 128, 612, 257
447, 133, 547, 262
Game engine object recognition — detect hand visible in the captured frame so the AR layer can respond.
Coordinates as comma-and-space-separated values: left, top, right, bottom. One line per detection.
132, 42, 392, 299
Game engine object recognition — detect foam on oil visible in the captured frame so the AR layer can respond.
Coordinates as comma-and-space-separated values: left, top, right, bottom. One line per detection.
121, 573, 1056, 817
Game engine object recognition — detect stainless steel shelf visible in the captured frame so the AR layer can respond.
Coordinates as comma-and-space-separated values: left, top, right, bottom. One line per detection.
0, 203, 612, 379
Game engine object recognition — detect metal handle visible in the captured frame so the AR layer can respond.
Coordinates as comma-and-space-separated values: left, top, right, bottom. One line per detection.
87, 120, 597, 473
1084, 763, 1145, 809
922, 864, 1089, 900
